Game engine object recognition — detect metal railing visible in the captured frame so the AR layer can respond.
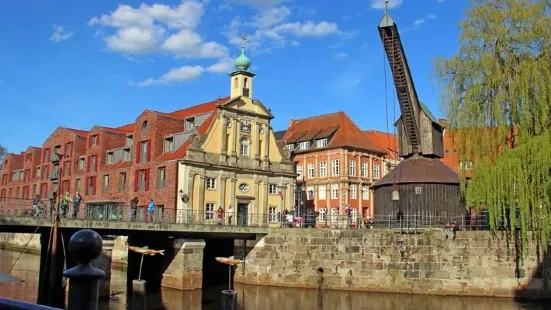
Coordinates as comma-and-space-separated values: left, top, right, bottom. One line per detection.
0, 298, 61, 310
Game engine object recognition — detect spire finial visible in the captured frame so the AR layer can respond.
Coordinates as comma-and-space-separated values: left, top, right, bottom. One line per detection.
385, 0, 389, 15
240, 33, 247, 53
234, 33, 251, 71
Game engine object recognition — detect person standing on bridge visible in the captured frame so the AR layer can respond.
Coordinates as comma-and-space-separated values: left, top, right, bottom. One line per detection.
60, 192, 72, 218
148, 199, 156, 223
130, 197, 138, 221
72, 192, 82, 219
32, 194, 41, 216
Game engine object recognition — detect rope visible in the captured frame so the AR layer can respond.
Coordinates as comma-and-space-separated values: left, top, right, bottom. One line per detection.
5, 225, 41, 274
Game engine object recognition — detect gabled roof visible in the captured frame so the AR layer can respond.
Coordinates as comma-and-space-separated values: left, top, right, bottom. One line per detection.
274, 130, 287, 141
117, 123, 135, 132
170, 97, 230, 119
363, 130, 399, 160
65, 127, 89, 137
282, 111, 386, 154
91, 126, 128, 135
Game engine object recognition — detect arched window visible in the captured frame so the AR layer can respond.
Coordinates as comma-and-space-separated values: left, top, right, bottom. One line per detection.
233, 77, 238, 89
240, 138, 250, 156
244, 77, 248, 88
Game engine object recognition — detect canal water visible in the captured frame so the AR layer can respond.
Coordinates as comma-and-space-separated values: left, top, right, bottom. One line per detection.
0, 249, 549, 310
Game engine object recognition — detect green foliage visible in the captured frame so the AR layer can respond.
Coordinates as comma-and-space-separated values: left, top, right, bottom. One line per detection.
0, 144, 5, 171
435, 0, 551, 255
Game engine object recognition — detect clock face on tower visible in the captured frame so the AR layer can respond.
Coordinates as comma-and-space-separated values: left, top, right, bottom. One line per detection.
239, 183, 250, 193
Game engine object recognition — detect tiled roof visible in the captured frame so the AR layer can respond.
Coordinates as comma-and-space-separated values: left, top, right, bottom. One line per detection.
363, 130, 399, 160
273, 130, 287, 141
170, 97, 230, 119
65, 127, 89, 137
282, 111, 387, 154
117, 123, 135, 132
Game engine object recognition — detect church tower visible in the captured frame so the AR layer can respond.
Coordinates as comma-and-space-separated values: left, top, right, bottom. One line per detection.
230, 35, 255, 99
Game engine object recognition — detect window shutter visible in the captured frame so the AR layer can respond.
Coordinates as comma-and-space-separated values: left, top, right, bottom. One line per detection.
136, 144, 141, 163
134, 170, 139, 192
92, 177, 97, 195
147, 140, 152, 162
145, 169, 150, 191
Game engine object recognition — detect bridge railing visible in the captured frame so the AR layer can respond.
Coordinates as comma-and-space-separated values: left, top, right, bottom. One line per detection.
0, 201, 270, 227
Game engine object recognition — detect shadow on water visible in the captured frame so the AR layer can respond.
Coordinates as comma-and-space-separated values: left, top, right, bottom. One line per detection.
0, 248, 550, 310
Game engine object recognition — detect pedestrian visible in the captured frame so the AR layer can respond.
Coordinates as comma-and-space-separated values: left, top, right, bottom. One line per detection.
217, 206, 224, 225
60, 192, 72, 218
227, 205, 233, 225
130, 197, 138, 221
72, 192, 82, 219
147, 199, 155, 223
32, 194, 41, 216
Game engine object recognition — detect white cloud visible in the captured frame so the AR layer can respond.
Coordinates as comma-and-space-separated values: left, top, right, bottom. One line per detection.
162, 29, 228, 58
272, 21, 340, 36
206, 57, 234, 74
334, 52, 348, 60
49, 24, 74, 42
228, 0, 290, 8
252, 6, 291, 28
411, 14, 436, 28
133, 65, 205, 86
371, 0, 403, 9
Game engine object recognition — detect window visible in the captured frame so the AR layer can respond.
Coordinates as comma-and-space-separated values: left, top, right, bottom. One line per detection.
141, 121, 149, 135
157, 167, 166, 189
54, 145, 61, 155
459, 161, 473, 170
240, 138, 250, 156
75, 178, 81, 192
331, 160, 339, 176
307, 186, 314, 200
269, 184, 277, 194
185, 118, 195, 131
350, 208, 358, 223
361, 162, 368, 177
88, 156, 97, 172
91, 135, 98, 146
102, 175, 109, 193
65, 142, 72, 157
299, 141, 310, 150
318, 186, 326, 200
349, 160, 356, 176
206, 177, 216, 190
78, 157, 85, 170
362, 185, 369, 200
296, 164, 303, 178
87, 176, 96, 196
64, 161, 70, 176
415, 186, 422, 195
126, 135, 134, 146
331, 184, 339, 199
384, 161, 390, 175
123, 148, 131, 162
307, 163, 315, 178
318, 208, 327, 222
319, 161, 327, 177
32, 185, 37, 196
205, 203, 215, 220
138, 170, 146, 191
140, 141, 148, 163
373, 163, 380, 179
350, 185, 357, 199
26, 154, 32, 162
106, 152, 114, 165
36, 166, 41, 179
330, 207, 338, 223
316, 139, 328, 148
43, 149, 50, 164
118, 173, 126, 192
286, 144, 294, 151
164, 137, 174, 153
269, 206, 278, 222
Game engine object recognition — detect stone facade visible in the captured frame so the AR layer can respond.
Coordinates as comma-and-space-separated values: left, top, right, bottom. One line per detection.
235, 228, 551, 298
162, 239, 206, 290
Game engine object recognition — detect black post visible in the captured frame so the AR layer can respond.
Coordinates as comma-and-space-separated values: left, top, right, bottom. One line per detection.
63, 229, 106, 310
221, 290, 237, 310
132, 279, 147, 310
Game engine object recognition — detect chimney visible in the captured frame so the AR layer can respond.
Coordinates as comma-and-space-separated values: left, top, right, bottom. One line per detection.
289, 119, 295, 127
439, 118, 449, 128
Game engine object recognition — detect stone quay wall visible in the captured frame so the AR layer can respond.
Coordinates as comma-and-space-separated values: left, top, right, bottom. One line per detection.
0, 233, 128, 270
235, 228, 551, 299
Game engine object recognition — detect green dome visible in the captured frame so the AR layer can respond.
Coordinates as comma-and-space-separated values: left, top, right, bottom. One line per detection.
235, 46, 251, 71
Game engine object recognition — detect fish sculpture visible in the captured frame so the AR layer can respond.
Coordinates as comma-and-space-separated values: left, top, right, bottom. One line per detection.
128, 246, 165, 256
215, 256, 245, 265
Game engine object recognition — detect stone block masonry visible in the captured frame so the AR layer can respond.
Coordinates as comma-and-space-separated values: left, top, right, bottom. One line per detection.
235, 228, 551, 299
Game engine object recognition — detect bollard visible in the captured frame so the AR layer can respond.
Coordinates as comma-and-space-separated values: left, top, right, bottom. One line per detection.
63, 229, 106, 310
132, 279, 147, 310
221, 289, 237, 310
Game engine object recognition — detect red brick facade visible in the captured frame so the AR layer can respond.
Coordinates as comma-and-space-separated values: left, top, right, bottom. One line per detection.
0, 97, 228, 211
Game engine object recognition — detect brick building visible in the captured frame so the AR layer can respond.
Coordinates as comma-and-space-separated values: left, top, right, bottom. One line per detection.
0, 40, 295, 223
439, 119, 473, 180
278, 112, 397, 225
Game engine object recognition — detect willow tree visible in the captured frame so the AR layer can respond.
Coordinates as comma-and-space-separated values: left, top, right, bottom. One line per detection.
435, 0, 551, 255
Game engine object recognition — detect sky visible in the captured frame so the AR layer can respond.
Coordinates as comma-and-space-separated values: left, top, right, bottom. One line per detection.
0, 0, 470, 154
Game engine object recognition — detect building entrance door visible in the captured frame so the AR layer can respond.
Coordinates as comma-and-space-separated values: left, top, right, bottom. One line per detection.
237, 202, 248, 226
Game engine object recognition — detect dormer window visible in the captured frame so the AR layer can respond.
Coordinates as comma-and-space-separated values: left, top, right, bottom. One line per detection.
141, 121, 149, 135
286, 144, 294, 151
126, 135, 134, 146
106, 151, 114, 165
164, 136, 175, 153
299, 141, 310, 150
316, 138, 328, 148
185, 118, 195, 131
90, 135, 98, 146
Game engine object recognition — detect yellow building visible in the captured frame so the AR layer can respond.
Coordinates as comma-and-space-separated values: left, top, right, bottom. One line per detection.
176, 41, 295, 226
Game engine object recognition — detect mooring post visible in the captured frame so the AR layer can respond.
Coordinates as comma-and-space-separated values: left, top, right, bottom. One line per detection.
221, 289, 237, 310
63, 229, 106, 310
132, 279, 147, 310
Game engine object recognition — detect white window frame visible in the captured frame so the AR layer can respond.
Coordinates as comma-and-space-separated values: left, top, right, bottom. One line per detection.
361, 162, 368, 177
319, 161, 327, 177
205, 203, 215, 220
316, 139, 327, 148
307, 186, 314, 200
331, 160, 339, 176
299, 141, 310, 150
269, 184, 277, 194
307, 163, 315, 178
351, 208, 358, 223
349, 160, 356, 176
286, 144, 294, 151
206, 177, 216, 190
350, 185, 357, 199
330, 207, 338, 223
460, 161, 473, 170
331, 184, 338, 199
269, 206, 278, 222
318, 208, 327, 222
318, 186, 326, 200
240, 138, 250, 156
296, 164, 303, 178
373, 163, 380, 179
362, 185, 369, 200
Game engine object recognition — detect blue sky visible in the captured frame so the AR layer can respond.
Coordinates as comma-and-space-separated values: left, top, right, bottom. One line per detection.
0, 0, 469, 154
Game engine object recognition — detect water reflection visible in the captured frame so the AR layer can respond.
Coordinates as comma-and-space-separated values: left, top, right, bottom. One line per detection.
0, 249, 549, 310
